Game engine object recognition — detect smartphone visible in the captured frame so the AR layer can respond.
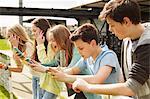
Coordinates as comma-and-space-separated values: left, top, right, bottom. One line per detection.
13, 47, 32, 63
13, 47, 24, 58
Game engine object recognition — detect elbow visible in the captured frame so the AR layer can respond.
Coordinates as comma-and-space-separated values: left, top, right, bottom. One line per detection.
92, 76, 104, 84
126, 89, 136, 96
121, 84, 136, 96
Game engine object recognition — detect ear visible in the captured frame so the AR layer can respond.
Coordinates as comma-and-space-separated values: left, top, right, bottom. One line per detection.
90, 40, 97, 47
123, 17, 132, 26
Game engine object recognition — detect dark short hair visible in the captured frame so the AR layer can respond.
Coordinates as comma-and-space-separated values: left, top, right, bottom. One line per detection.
70, 23, 99, 45
108, 0, 141, 24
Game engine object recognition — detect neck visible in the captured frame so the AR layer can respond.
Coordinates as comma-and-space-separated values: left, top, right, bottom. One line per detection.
129, 24, 144, 40
92, 46, 102, 60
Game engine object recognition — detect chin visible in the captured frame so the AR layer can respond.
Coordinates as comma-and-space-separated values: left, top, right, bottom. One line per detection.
117, 37, 123, 40
119, 38, 123, 40
83, 58, 87, 60
83, 56, 89, 60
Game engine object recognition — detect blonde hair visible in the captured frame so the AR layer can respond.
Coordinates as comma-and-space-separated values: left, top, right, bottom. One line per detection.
7, 24, 30, 42
7, 24, 31, 52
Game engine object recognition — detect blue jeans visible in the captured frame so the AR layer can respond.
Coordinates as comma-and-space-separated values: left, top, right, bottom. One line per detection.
42, 90, 57, 99
32, 76, 44, 99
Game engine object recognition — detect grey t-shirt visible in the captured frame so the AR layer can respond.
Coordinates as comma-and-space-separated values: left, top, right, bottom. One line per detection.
125, 26, 150, 99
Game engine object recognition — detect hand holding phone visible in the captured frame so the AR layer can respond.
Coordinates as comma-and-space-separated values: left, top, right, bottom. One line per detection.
14, 47, 24, 58
8, 34, 19, 48
13, 47, 32, 64
35, 31, 45, 45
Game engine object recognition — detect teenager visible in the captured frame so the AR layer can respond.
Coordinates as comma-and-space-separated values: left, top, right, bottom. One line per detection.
72, 0, 150, 99
48, 23, 122, 99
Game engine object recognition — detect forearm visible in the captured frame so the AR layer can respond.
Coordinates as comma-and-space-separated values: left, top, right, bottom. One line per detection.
42, 59, 58, 67
8, 67, 23, 72
75, 75, 98, 84
32, 65, 48, 73
37, 44, 57, 64
87, 83, 135, 96
36, 44, 51, 64
63, 66, 80, 75
63, 74, 77, 83
62, 67, 90, 83
65, 74, 95, 83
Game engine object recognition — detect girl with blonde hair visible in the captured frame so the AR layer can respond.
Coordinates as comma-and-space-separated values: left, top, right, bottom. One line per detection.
4, 24, 34, 72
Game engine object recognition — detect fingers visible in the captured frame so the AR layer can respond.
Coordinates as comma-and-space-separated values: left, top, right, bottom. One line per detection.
72, 80, 81, 93
35, 31, 45, 45
27, 60, 39, 67
73, 87, 81, 93
99, 0, 120, 21
48, 67, 61, 79
9, 34, 19, 47
14, 35, 19, 41
28, 63, 37, 68
74, 89, 81, 93
47, 69, 57, 79
8, 35, 14, 42
30, 59, 37, 64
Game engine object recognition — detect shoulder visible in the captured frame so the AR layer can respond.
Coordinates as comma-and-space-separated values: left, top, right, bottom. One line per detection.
25, 41, 33, 47
135, 44, 150, 53
137, 26, 150, 46
100, 50, 117, 59
26, 41, 33, 45
25, 41, 34, 55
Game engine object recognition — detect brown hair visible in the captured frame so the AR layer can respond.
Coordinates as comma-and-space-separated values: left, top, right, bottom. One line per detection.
99, 0, 141, 24
31, 18, 51, 61
70, 23, 99, 45
49, 25, 73, 65
108, 0, 141, 24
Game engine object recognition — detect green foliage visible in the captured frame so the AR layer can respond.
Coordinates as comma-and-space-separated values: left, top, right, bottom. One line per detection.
0, 85, 17, 99
0, 39, 11, 50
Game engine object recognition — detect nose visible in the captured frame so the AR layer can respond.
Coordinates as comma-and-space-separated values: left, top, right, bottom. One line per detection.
109, 27, 115, 34
109, 26, 112, 32
111, 31, 115, 34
